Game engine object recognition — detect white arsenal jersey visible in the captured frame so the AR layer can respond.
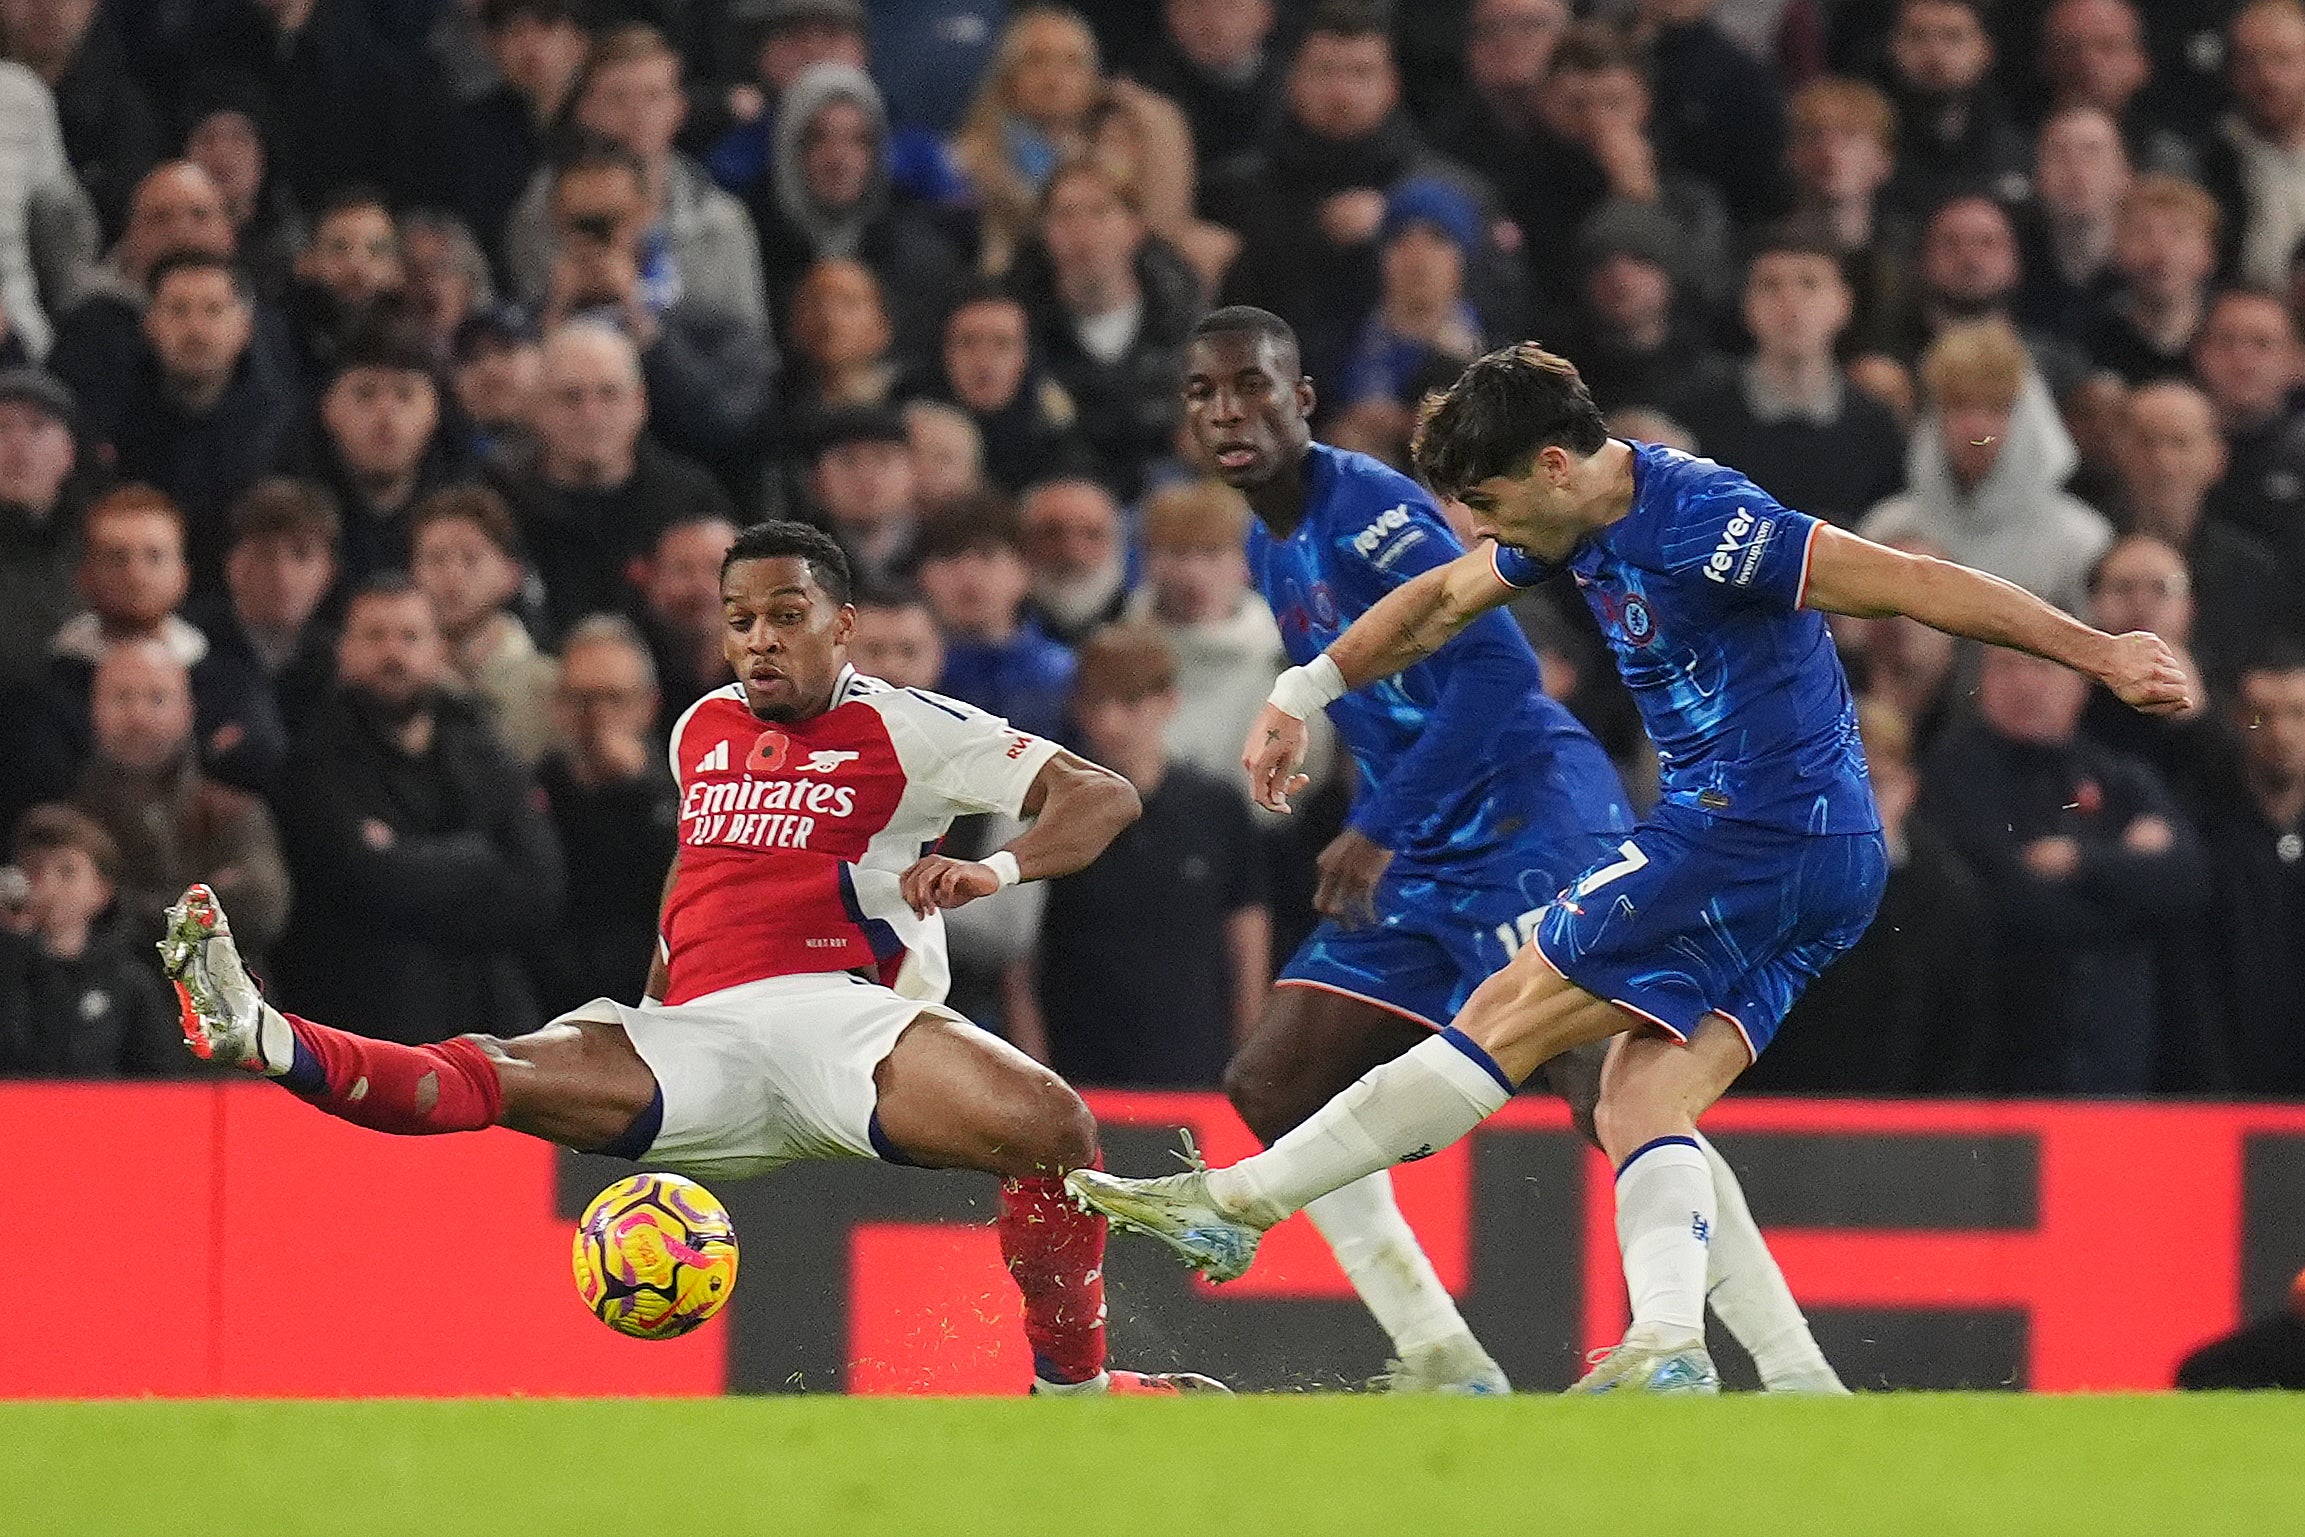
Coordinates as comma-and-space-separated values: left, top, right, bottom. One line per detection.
662, 666, 1060, 1007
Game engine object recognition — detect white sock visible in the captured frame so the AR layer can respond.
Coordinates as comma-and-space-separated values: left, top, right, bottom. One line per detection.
1697, 1133, 1834, 1387
1305, 1173, 1471, 1357
1615, 1136, 1714, 1343
1207, 1032, 1512, 1226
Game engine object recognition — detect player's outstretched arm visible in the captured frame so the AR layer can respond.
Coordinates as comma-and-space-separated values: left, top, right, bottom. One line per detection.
1800, 525, 2193, 715
1244, 546, 1515, 812
900, 750, 1141, 916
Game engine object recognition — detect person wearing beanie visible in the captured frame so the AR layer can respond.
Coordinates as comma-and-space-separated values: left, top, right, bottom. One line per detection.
1332, 177, 1490, 465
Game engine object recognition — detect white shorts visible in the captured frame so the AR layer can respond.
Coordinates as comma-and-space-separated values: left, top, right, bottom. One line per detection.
552, 972, 963, 1182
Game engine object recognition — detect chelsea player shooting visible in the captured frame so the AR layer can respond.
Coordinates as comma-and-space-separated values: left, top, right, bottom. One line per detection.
1074, 341, 2190, 1392
1179, 308, 1845, 1394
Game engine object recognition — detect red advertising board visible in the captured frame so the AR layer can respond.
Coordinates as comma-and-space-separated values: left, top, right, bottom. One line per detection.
13, 1083, 2305, 1396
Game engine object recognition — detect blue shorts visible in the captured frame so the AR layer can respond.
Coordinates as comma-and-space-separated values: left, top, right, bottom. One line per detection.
1535, 801, 1888, 1059
1280, 835, 1622, 1029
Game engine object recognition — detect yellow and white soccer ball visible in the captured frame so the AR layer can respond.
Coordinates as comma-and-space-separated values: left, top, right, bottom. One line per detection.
572, 1172, 740, 1339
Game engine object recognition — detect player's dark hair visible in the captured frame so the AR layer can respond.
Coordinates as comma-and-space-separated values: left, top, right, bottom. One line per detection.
722, 519, 854, 607
1190, 305, 1303, 376
147, 248, 252, 303
1411, 343, 1609, 499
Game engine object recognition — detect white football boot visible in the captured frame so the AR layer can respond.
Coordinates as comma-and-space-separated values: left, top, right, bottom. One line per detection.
160, 883, 294, 1074
1063, 1166, 1268, 1284
1567, 1330, 1721, 1395
1378, 1333, 1512, 1395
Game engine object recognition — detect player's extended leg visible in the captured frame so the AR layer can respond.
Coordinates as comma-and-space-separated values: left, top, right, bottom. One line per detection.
163, 884, 660, 1152
1226, 988, 1506, 1394
1069, 944, 1625, 1279
870, 1016, 1225, 1396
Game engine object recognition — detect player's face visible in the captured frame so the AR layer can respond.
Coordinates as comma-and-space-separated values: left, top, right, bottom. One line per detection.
1181, 332, 1313, 490
1457, 454, 1574, 552
722, 555, 855, 722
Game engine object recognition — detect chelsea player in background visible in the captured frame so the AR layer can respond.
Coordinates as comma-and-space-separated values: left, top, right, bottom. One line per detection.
1079, 340, 2191, 1392
1179, 308, 1846, 1394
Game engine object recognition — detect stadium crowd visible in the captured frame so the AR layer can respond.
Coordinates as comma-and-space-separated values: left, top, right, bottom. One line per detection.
1, 0, 2303, 1098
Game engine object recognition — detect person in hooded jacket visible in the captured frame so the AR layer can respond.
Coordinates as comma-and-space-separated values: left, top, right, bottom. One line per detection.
1861, 317, 2114, 614
753, 62, 965, 370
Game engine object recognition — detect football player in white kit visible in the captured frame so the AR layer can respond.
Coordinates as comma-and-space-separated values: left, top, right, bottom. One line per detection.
164, 520, 1224, 1394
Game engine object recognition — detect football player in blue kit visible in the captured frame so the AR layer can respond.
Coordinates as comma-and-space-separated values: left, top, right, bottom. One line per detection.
1180, 308, 1845, 1394
1076, 340, 2191, 1392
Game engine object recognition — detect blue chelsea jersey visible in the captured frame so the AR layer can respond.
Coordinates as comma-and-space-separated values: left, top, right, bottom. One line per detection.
1248, 445, 1631, 884
1494, 441, 1879, 835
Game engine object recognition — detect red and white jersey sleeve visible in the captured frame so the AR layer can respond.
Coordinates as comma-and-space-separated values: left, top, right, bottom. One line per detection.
659, 667, 1061, 1007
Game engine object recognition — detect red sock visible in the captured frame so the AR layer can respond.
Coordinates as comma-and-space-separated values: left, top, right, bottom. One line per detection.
999, 1169, 1108, 1385
281, 1014, 504, 1135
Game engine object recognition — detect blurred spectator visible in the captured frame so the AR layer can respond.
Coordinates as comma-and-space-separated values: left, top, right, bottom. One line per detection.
1542, 22, 1733, 315
2195, 647, 2305, 1092
2201, 0, 2305, 290
1432, 0, 1586, 314
0, 59, 96, 360
930, 280, 1093, 494
2196, 288, 2305, 567
1671, 219, 1907, 525
1562, 200, 1719, 413
0, 0, 161, 243
1785, 77, 1910, 362
1880, 0, 2028, 221
180, 73, 302, 305
2079, 533, 2223, 794
0, 367, 85, 690
1918, 645, 2204, 1091
2083, 174, 2220, 381
105, 252, 299, 591
950, 5, 1110, 273
48, 160, 238, 439
1130, 0, 1282, 181
2111, 379, 2302, 680
753, 63, 964, 362
1331, 178, 1487, 464
915, 494, 1075, 742
1012, 157, 1201, 497
409, 484, 558, 764
199, 477, 339, 735
1019, 475, 1129, 643
1210, 2, 1502, 399
534, 136, 777, 474
806, 401, 922, 586
192, 0, 459, 213
279, 308, 474, 587
848, 580, 945, 687
2037, 0, 2194, 178
1124, 477, 1293, 799
2017, 105, 2134, 346
399, 209, 494, 362
450, 304, 541, 464
1083, 71, 1236, 292
456, 0, 590, 273
535, 612, 676, 1012
904, 398, 987, 510
505, 23, 768, 330
631, 509, 737, 730
1888, 193, 2087, 392
1017, 622, 1267, 1086
492, 320, 733, 637
785, 256, 904, 412
1862, 318, 2113, 611
0, 804, 178, 1078
72, 637, 290, 963
285, 187, 405, 382
271, 574, 564, 1044
1744, 700, 1996, 1091
1635, 0, 1791, 226
42, 486, 286, 796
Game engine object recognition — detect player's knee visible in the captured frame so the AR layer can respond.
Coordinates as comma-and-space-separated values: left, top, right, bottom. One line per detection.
1016, 1080, 1098, 1174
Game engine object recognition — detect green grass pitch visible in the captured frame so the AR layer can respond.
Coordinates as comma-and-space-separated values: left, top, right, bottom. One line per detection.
12, 1395, 2302, 1536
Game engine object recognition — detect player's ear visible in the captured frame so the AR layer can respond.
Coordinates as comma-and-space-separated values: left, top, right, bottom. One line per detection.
831, 602, 857, 647
1296, 376, 1317, 419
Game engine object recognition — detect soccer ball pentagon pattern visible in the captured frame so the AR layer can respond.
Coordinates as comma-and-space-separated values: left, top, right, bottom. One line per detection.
572, 1173, 740, 1339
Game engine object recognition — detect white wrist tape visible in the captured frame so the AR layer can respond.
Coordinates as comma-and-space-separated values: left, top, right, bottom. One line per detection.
982, 850, 1023, 888
1268, 654, 1346, 720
